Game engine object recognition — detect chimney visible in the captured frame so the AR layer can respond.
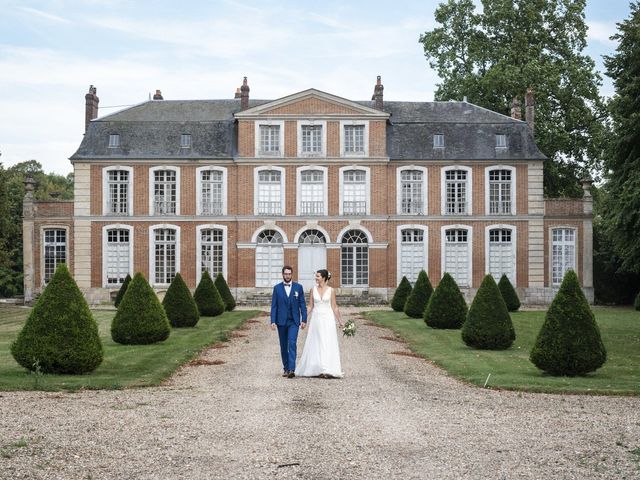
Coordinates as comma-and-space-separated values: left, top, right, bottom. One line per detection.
153, 89, 163, 100
240, 76, 250, 110
371, 75, 384, 110
510, 96, 522, 120
234, 87, 242, 99
525, 87, 534, 134
85, 85, 99, 132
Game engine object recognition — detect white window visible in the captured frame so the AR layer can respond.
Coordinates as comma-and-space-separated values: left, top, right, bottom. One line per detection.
255, 229, 284, 287
150, 167, 180, 216
103, 166, 133, 216
398, 227, 427, 284
433, 134, 444, 148
180, 134, 192, 148
341, 230, 369, 286
487, 227, 515, 284
486, 166, 516, 215
108, 134, 120, 148
552, 228, 576, 285
255, 168, 285, 215
43, 228, 66, 284
151, 227, 179, 285
340, 121, 369, 157
298, 122, 325, 156
496, 134, 507, 148
200, 228, 223, 278
104, 227, 132, 287
259, 125, 281, 155
442, 166, 472, 215
399, 169, 425, 214
200, 170, 223, 214
341, 168, 369, 215
442, 227, 472, 287
298, 168, 326, 215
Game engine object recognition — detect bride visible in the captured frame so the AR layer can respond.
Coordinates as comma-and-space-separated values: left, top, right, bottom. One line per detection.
295, 269, 344, 378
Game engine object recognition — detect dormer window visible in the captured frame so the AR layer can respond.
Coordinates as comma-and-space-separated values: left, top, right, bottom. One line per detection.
180, 134, 192, 148
496, 134, 507, 148
433, 134, 444, 148
109, 134, 120, 148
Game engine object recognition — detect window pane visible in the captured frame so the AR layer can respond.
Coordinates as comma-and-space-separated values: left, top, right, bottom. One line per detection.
400, 170, 424, 214
43, 228, 66, 283
344, 125, 365, 153
260, 125, 280, 154
201, 228, 224, 278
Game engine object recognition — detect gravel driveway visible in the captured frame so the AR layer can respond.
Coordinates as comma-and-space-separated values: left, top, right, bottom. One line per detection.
1, 307, 639, 479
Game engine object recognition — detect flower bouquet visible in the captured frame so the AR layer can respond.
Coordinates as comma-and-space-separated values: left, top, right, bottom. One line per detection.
342, 319, 356, 337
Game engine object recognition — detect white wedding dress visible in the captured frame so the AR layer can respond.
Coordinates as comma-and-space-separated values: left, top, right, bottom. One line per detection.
295, 286, 343, 378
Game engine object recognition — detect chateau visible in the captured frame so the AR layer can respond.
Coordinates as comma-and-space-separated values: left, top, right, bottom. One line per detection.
22, 77, 594, 304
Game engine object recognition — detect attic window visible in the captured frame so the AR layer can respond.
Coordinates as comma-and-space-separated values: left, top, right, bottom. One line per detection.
108, 134, 120, 148
181, 134, 192, 148
433, 134, 444, 148
496, 134, 507, 148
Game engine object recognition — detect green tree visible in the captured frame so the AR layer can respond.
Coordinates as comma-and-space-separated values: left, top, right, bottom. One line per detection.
601, 3, 640, 273
403, 270, 434, 318
111, 273, 171, 344
11, 263, 103, 374
214, 273, 236, 311
462, 274, 515, 349
194, 270, 225, 317
114, 274, 131, 308
530, 270, 606, 376
162, 273, 200, 327
498, 274, 521, 311
391, 276, 413, 312
419, 0, 608, 197
424, 272, 468, 329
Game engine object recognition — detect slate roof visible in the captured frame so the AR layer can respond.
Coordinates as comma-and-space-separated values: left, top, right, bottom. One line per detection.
71, 97, 545, 161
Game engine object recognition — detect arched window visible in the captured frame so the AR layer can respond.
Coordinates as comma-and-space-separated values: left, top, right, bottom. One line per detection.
256, 229, 284, 287
487, 227, 515, 283
443, 227, 471, 287
341, 230, 368, 286
200, 228, 224, 278
299, 229, 326, 244
103, 226, 133, 287
151, 227, 179, 285
399, 228, 427, 283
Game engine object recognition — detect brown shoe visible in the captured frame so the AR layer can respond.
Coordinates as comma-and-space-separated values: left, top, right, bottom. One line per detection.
287, 371, 295, 378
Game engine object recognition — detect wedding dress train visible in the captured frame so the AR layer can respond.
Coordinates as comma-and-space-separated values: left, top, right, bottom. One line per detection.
295, 286, 343, 378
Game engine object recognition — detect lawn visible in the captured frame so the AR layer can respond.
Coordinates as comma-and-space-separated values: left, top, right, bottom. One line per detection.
364, 306, 640, 395
0, 306, 260, 391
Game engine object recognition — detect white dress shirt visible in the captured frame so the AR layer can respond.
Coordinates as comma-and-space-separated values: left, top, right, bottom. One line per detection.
284, 282, 292, 297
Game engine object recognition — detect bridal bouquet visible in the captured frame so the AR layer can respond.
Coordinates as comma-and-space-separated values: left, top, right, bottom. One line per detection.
342, 319, 356, 337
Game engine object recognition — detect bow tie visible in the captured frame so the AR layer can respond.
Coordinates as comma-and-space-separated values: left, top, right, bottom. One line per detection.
284, 283, 291, 287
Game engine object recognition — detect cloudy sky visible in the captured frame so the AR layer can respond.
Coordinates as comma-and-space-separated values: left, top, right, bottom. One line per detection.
0, 0, 630, 174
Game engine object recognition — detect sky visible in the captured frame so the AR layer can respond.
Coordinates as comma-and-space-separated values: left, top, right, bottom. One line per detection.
0, 0, 632, 175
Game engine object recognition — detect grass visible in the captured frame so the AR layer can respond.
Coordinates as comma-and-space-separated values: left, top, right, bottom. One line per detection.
0, 306, 260, 391
364, 306, 640, 395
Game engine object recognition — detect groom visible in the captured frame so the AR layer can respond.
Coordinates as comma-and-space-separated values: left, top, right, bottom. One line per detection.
271, 266, 307, 378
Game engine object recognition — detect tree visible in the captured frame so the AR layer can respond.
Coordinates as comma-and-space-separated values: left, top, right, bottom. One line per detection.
419, 0, 608, 197
162, 273, 200, 327
111, 273, 171, 344
114, 274, 131, 308
601, 3, 640, 274
214, 273, 236, 311
403, 270, 434, 318
634, 290, 640, 311
194, 270, 225, 317
424, 273, 467, 329
498, 274, 521, 311
391, 276, 413, 312
462, 274, 515, 349
11, 263, 103, 374
530, 270, 606, 376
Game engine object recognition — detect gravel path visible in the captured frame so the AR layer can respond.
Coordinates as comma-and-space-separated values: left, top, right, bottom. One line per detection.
1, 307, 639, 479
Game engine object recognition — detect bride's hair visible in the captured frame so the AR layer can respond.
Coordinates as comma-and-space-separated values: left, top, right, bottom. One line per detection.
317, 269, 331, 282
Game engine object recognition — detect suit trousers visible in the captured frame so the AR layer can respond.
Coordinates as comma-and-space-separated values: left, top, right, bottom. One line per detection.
277, 317, 299, 372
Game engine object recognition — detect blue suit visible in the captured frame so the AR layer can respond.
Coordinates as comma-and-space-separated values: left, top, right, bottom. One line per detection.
271, 282, 307, 372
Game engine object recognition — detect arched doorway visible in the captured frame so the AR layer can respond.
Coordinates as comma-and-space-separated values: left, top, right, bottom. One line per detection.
298, 229, 327, 291
255, 229, 284, 287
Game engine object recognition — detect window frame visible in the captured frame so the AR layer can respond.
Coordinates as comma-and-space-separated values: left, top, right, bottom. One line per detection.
485, 165, 516, 215
296, 165, 328, 216
41, 225, 69, 286
253, 227, 287, 288
441, 166, 473, 215
180, 133, 192, 149
550, 226, 577, 286
338, 228, 371, 287
339, 121, 369, 157
149, 166, 181, 216
102, 224, 134, 288
396, 225, 428, 284
297, 120, 326, 157
102, 166, 134, 216
440, 225, 473, 287
195, 224, 228, 285
339, 166, 371, 216
255, 121, 285, 158
433, 133, 445, 149
495, 133, 507, 149
484, 224, 517, 285
196, 166, 227, 216
108, 134, 120, 148
148, 224, 181, 287
254, 166, 286, 216
396, 166, 428, 215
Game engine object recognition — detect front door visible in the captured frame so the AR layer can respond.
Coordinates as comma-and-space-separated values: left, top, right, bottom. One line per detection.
298, 245, 326, 292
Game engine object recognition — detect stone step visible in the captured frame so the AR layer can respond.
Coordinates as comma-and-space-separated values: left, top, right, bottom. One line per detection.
238, 294, 388, 307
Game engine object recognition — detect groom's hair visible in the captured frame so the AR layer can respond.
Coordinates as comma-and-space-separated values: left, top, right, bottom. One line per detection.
282, 265, 293, 274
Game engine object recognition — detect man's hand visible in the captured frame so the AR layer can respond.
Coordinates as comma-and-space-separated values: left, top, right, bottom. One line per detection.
271, 323, 276, 331
301, 322, 306, 330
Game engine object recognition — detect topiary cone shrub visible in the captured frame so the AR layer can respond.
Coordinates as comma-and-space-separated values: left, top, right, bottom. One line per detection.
214, 273, 236, 311
462, 274, 515, 349
403, 270, 433, 318
391, 276, 412, 312
114, 274, 131, 308
424, 272, 467, 329
111, 272, 171, 344
194, 270, 225, 317
11, 263, 103, 374
498, 274, 521, 312
530, 270, 606, 376
162, 273, 200, 327
634, 290, 640, 311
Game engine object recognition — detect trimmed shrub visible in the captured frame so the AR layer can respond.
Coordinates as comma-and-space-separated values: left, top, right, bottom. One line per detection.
391, 276, 412, 312
498, 274, 521, 311
424, 272, 467, 329
214, 273, 236, 311
634, 290, 640, 311
403, 270, 433, 318
162, 273, 200, 328
462, 274, 515, 349
114, 274, 131, 308
530, 270, 607, 376
11, 263, 103, 374
111, 272, 171, 344
194, 270, 225, 317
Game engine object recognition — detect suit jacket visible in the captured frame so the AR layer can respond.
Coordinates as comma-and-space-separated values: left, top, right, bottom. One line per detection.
270, 282, 307, 326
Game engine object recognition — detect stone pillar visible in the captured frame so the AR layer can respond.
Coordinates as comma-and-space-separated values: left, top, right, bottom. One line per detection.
22, 177, 36, 303
582, 177, 594, 301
